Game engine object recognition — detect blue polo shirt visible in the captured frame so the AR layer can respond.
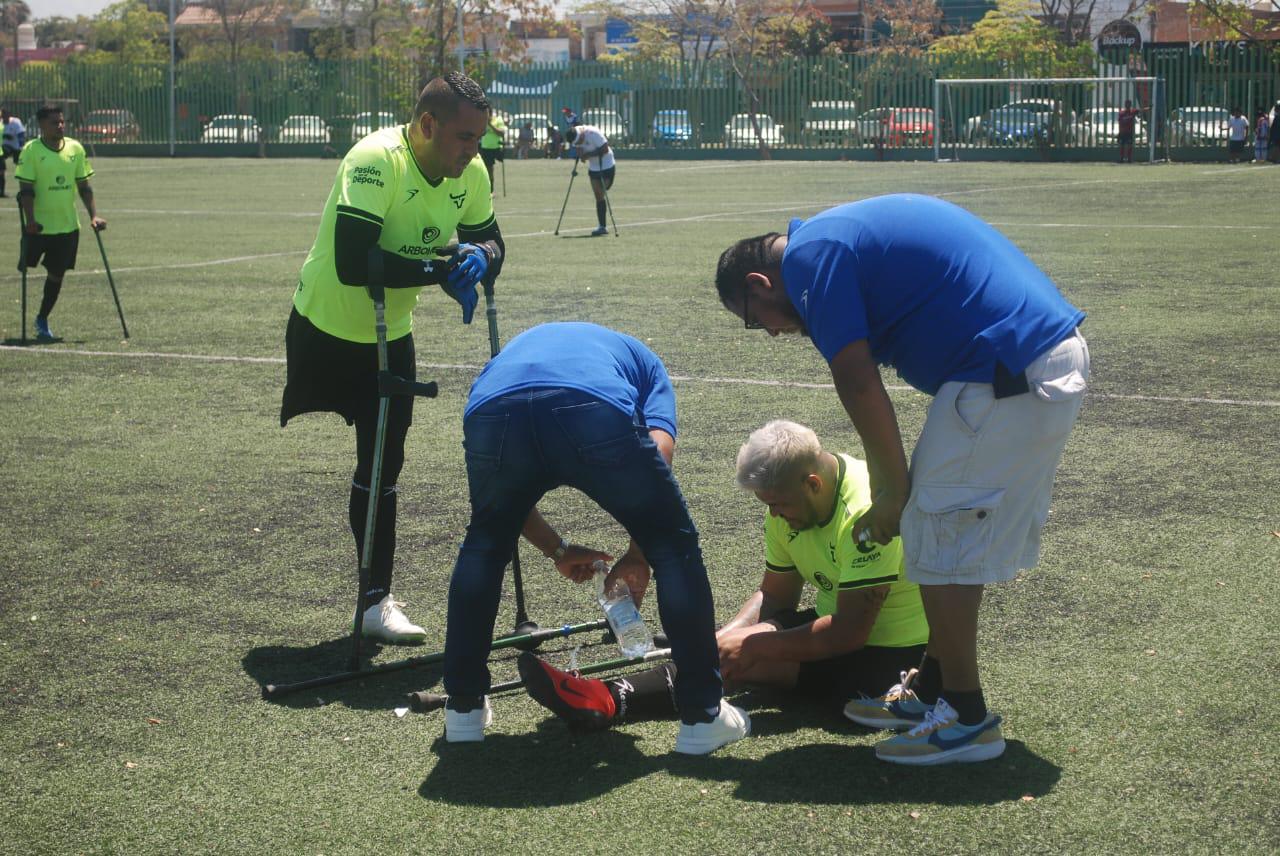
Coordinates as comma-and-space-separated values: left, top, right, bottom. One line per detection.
465, 322, 678, 437
781, 194, 1085, 395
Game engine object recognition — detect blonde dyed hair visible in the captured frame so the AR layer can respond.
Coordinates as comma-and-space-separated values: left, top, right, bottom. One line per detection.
735, 420, 822, 492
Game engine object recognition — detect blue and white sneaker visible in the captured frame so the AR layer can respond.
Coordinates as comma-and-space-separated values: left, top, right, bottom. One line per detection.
874, 697, 1005, 765
34, 315, 55, 341
843, 668, 934, 731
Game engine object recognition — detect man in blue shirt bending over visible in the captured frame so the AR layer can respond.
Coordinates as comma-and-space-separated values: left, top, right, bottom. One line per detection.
713, 194, 1090, 765
441, 321, 750, 755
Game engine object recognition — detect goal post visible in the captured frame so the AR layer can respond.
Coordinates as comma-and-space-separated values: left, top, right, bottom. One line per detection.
932, 76, 1162, 163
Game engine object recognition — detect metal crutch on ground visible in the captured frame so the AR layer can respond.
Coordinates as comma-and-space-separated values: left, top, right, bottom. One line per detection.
552, 159, 578, 235
500, 157, 506, 197
407, 646, 675, 713
92, 226, 129, 339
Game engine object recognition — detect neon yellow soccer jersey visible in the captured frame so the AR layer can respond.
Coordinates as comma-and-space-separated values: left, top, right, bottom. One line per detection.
293, 125, 496, 343
763, 454, 928, 648
14, 137, 93, 235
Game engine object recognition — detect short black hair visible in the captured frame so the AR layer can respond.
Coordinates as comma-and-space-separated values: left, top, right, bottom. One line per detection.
414, 71, 489, 121
36, 104, 63, 121
715, 233, 782, 309
565, 127, 578, 143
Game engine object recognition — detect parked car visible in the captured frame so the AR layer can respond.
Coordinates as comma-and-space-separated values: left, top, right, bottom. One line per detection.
201, 114, 261, 144
965, 99, 1073, 143
983, 107, 1049, 145
1072, 107, 1146, 146
1167, 106, 1231, 145
579, 108, 628, 143
884, 108, 934, 146
351, 111, 399, 142
510, 113, 551, 151
652, 108, 694, 145
723, 113, 784, 147
803, 100, 859, 145
277, 114, 330, 144
78, 109, 141, 143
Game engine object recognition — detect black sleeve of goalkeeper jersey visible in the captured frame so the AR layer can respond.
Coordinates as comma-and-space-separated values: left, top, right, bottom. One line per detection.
456, 219, 505, 282
334, 212, 448, 288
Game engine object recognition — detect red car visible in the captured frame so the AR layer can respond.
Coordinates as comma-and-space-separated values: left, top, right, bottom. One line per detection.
884, 108, 934, 146
79, 109, 142, 144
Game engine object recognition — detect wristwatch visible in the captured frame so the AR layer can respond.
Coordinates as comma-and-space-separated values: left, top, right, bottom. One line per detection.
550, 539, 568, 561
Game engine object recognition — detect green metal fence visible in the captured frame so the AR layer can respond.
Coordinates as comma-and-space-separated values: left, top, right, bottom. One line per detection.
0, 47, 1275, 157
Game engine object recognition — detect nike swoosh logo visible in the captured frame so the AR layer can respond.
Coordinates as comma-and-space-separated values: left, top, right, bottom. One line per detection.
405, 189, 419, 202
927, 715, 1002, 750
558, 678, 591, 702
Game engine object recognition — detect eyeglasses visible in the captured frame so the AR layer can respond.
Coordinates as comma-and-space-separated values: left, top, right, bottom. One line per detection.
743, 286, 765, 330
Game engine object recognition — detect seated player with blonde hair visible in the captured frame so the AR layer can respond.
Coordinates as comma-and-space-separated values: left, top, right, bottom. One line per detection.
518, 419, 929, 734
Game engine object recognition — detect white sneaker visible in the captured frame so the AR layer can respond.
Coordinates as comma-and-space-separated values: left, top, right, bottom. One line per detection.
445, 697, 493, 743
356, 594, 427, 643
674, 702, 751, 755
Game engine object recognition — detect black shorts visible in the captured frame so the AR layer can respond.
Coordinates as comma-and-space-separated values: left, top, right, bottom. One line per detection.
1228, 140, 1245, 154
589, 166, 615, 191
480, 147, 503, 167
772, 608, 926, 703
280, 306, 416, 428
22, 230, 79, 275
1117, 132, 1135, 144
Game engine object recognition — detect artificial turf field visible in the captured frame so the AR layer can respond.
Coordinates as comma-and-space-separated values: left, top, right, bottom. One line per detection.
1, 156, 1277, 854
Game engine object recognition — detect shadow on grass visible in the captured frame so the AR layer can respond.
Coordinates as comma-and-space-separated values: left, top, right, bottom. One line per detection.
2, 336, 68, 346
242, 637, 446, 711
419, 706, 1061, 808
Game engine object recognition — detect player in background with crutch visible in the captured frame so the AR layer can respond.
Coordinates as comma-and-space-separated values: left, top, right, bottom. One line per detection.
281, 72, 507, 644
15, 105, 106, 342
478, 112, 505, 196
1, 108, 27, 197
564, 124, 616, 237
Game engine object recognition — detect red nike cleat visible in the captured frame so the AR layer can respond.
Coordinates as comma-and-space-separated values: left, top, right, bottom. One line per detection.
518, 652, 617, 733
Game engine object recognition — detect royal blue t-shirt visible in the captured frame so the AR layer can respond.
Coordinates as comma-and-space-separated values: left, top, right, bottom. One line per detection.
781, 194, 1085, 395
465, 322, 678, 437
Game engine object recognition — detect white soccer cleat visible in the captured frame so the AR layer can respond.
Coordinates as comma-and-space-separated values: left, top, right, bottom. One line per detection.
674, 702, 751, 755
357, 594, 427, 644
445, 697, 493, 743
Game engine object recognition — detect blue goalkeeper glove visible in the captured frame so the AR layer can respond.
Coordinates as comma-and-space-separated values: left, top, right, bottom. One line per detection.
436, 243, 491, 325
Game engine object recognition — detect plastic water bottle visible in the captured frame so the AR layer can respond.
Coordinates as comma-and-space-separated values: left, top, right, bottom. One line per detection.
593, 560, 654, 659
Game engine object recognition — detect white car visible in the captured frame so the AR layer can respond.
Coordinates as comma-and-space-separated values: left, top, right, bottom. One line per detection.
723, 113, 784, 147
1072, 108, 1146, 146
802, 101, 858, 145
1168, 106, 1231, 145
579, 108, 628, 143
351, 111, 399, 142
201, 114, 261, 144
278, 115, 330, 144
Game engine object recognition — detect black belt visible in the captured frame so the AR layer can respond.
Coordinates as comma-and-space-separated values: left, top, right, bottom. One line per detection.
992, 361, 1030, 399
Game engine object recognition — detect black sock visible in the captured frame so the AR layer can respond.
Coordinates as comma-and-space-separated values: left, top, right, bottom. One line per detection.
39, 277, 64, 319
595, 199, 606, 228
606, 662, 678, 723
914, 655, 942, 705
944, 688, 988, 726
349, 482, 397, 605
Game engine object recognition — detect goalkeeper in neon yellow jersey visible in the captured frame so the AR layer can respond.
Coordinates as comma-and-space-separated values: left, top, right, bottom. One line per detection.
281, 72, 505, 643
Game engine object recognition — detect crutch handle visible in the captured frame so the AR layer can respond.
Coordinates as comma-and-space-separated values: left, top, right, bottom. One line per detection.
378, 371, 437, 399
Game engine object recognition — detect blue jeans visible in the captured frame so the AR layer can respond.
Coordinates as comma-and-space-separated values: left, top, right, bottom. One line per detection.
443, 388, 723, 719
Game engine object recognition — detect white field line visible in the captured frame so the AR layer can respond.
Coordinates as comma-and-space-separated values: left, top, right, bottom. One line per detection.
0, 250, 309, 282
2, 344, 1276, 409
1198, 164, 1275, 175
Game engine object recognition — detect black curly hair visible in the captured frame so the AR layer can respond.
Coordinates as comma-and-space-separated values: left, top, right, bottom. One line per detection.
414, 71, 490, 122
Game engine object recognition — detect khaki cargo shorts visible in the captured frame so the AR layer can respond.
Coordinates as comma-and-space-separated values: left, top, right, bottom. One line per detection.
901, 330, 1089, 586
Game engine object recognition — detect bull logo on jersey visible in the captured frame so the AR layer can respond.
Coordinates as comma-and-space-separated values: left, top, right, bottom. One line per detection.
813, 571, 834, 592
449, 190, 466, 209
855, 533, 876, 555
55, 175, 66, 185
423, 227, 440, 244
